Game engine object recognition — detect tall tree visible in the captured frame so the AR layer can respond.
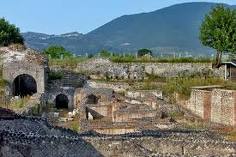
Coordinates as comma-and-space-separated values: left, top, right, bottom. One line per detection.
200, 5, 236, 68
0, 18, 24, 46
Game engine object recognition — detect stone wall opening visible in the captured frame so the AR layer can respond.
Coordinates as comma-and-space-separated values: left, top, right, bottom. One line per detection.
86, 94, 99, 104
55, 94, 69, 109
13, 74, 37, 97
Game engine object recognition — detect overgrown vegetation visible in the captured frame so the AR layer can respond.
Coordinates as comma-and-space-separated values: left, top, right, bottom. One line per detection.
9, 96, 30, 110
137, 48, 152, 57
135, 81, 161, 90
111, 55, 212, 63
162, 76, 224, 100
146, 73, 166, 82
162, 69, 236, 100
98, 49, 212, 63
70, 121, 80, 132
48, 71, 64, 80
48, 57, 88, 68
0, 18, 24, 46
43, 45, 73, 59
0, 59, 8, 95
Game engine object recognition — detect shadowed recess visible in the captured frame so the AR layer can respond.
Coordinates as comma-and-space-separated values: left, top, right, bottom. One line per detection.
13, 74, 37, 97
55, 94, 69, 109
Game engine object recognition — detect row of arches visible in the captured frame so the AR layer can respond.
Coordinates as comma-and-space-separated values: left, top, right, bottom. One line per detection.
12, 74, 69, 109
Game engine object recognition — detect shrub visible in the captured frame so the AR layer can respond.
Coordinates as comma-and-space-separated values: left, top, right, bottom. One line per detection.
9, 96, 30, 109
48, 71, 64, 80
162, 74, 225, 100
48, 57, 88, 68
146, 73, 166, 82
137, 48, 152, 57
70, 121, 80, 132
43, 45, 73, 59
99, 50, 112, 58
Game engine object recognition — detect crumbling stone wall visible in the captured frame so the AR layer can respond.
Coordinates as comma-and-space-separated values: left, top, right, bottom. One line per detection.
72, 58, 224, 80
144, 62, 224, 78
74, 58, 144, 80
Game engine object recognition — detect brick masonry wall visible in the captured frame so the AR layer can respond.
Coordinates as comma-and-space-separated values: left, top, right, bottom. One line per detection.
186, 88, 236, 126
211, 89, 236, 126
188, 89, 211, 120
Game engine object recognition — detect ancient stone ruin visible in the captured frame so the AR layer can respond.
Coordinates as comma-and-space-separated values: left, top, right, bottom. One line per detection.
1, 46, 236, 156
0, 46, 48, 97
0, 108, 236, 157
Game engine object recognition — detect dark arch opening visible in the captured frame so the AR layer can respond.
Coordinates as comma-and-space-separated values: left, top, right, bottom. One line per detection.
13, 74, 37, 97
55, 94, 69, 109
86, 94, 98, 104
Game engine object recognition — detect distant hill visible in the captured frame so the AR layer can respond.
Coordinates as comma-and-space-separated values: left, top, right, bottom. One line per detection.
22, 2, 236, 56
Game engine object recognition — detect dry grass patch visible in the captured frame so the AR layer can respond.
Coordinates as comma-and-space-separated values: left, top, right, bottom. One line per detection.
9, 96, 30, 110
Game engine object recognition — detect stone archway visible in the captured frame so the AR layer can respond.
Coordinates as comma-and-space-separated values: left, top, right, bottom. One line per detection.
13, 74, 37, 97
55, 94, 69, 109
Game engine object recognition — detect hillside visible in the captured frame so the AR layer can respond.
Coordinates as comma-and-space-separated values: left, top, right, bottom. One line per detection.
22, 2, 236, 56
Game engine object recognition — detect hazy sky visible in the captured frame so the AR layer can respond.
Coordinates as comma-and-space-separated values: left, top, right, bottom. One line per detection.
0, 0, 235, 34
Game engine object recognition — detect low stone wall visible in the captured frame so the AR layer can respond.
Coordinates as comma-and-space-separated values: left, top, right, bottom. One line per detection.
126, 90, 163, 100
87, 80, 130, 93
113, 110, 156, 123
73, 58, 225, 79
144, 62, 224, 77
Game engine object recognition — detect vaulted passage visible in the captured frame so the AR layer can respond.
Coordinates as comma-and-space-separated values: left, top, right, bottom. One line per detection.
55, 94, 69, 109
13, 74, 37, 97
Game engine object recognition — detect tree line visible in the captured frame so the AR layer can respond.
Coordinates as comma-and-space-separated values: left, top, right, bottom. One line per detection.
0, 5, 235, 67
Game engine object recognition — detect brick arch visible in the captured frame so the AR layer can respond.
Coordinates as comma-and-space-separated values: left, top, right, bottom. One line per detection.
50, 89, 75, 110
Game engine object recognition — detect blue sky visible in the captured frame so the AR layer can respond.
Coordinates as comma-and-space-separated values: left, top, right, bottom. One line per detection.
0, 0, 235, 34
